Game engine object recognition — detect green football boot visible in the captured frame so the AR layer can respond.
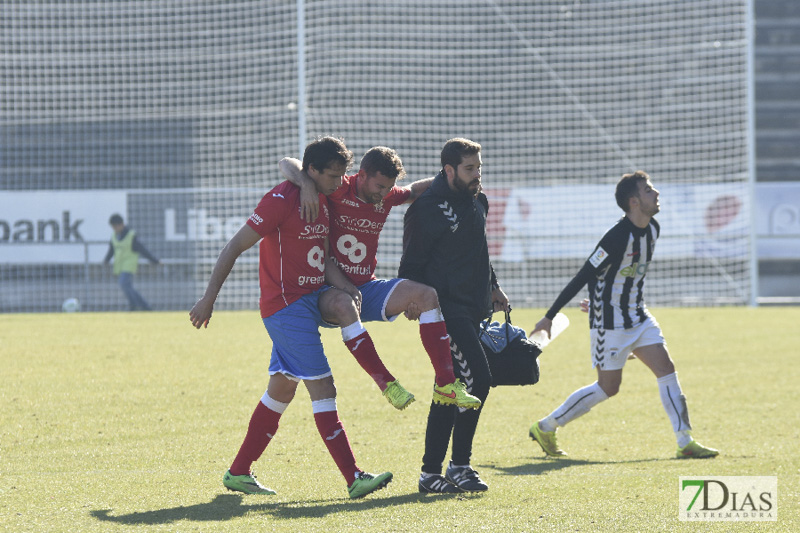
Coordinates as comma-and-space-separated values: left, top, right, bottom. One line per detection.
529, 422, 567, 457
223, 470, 276, 495
348, 471, 393, 499
676, 440, 719, 459
433, 379, 481, 410
383, 380, 415, 410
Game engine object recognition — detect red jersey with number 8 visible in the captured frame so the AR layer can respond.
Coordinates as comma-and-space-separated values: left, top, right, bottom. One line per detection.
246, 181, 330, 318
327, 174, 410, 286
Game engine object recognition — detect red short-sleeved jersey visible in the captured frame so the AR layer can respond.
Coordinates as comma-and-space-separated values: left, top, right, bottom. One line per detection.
246, 180, 330, 318
327, 173, 410, 286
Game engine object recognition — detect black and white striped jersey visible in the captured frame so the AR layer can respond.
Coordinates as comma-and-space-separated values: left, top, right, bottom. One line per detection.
545, 216, 660, 330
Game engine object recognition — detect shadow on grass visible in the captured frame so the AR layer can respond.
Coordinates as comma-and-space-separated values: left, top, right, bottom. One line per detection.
486, 456, 671, 476
91, 490, 471, 525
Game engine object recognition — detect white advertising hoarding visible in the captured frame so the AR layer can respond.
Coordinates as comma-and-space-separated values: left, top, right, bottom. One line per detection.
755, 183, 800, 259
3, 183, 799, 264
500, 183, 751, 261
0, 191, 127, 263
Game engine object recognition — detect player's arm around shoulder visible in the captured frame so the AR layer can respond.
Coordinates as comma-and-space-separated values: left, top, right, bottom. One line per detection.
403, 176, 435, 204
279, 156, 324, 223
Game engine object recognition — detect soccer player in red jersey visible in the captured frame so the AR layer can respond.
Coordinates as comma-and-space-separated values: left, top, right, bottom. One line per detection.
279, 147, 481, 411
189, 137, 392, 499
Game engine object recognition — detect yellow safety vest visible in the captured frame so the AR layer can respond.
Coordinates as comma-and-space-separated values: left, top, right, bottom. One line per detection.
111, 230, 140, 275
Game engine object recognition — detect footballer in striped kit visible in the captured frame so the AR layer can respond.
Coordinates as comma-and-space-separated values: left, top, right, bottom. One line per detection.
528, 170, 718, 460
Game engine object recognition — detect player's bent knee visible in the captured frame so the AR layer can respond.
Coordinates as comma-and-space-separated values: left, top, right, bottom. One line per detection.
322, 289, 358, 321
412, 283, 440, 310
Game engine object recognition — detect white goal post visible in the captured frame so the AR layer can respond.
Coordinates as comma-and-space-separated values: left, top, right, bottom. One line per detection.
0, 1, 754, 312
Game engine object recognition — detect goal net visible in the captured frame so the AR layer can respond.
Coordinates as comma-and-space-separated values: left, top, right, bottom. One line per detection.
1, 1, 753, 312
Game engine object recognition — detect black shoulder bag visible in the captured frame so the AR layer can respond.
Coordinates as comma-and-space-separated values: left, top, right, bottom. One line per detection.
480, 310, 542, 387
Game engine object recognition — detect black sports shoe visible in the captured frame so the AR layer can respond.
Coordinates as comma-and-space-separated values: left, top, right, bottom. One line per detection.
418, 473, 462, 493
445, 462, 488, 492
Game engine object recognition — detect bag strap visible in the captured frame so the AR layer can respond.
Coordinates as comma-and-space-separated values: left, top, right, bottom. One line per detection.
482, 309, 514, 343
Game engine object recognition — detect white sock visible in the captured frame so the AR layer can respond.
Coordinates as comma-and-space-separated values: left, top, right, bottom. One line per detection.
541, 382, 609, 431
260, 391, 289, 414
657, 372, 693, 446
311, 397, 337, 413
341, 320, 365, 342
676, 430, 693, 448
419, 308, 444, 324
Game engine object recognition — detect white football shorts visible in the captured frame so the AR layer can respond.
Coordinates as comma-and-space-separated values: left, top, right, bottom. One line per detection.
590, 315, 665, 371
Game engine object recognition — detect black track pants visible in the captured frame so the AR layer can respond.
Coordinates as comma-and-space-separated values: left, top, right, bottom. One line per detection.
421, 303, 492, 473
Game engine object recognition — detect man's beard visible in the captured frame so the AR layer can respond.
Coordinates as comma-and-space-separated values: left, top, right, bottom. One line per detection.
453, 175, 481, 197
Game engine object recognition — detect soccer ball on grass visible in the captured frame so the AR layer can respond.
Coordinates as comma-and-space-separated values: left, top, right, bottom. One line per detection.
62, 297, 81, 313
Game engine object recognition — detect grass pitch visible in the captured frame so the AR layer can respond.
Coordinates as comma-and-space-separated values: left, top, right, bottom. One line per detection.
1, 307, 798, 532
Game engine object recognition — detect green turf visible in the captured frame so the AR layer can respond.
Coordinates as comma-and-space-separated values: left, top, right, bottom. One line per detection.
1, 307, 798, 532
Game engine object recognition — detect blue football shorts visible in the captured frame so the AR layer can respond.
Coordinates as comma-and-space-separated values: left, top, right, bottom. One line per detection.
262, 287, 332, 381
317, 278, 404, 329
357, 278, 404, 322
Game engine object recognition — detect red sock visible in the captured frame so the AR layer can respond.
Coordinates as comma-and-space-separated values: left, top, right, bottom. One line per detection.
314, 410, 359, 485
420, 321, 456, 387
344, 330, 395, 391
229, 401, 281, 476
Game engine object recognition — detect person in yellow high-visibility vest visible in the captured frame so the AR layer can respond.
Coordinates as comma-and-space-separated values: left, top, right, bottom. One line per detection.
104, 214, 160, 311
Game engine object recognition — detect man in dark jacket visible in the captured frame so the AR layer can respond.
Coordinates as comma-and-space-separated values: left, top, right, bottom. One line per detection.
399, 138, 509, 493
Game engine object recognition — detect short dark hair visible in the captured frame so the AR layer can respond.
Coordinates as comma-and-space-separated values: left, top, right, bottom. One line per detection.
441, 138, 481, 172
109, 214, 124, 226
615, 170, 650, 212
359, 146, 405, 181
302, 136, 354, 174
